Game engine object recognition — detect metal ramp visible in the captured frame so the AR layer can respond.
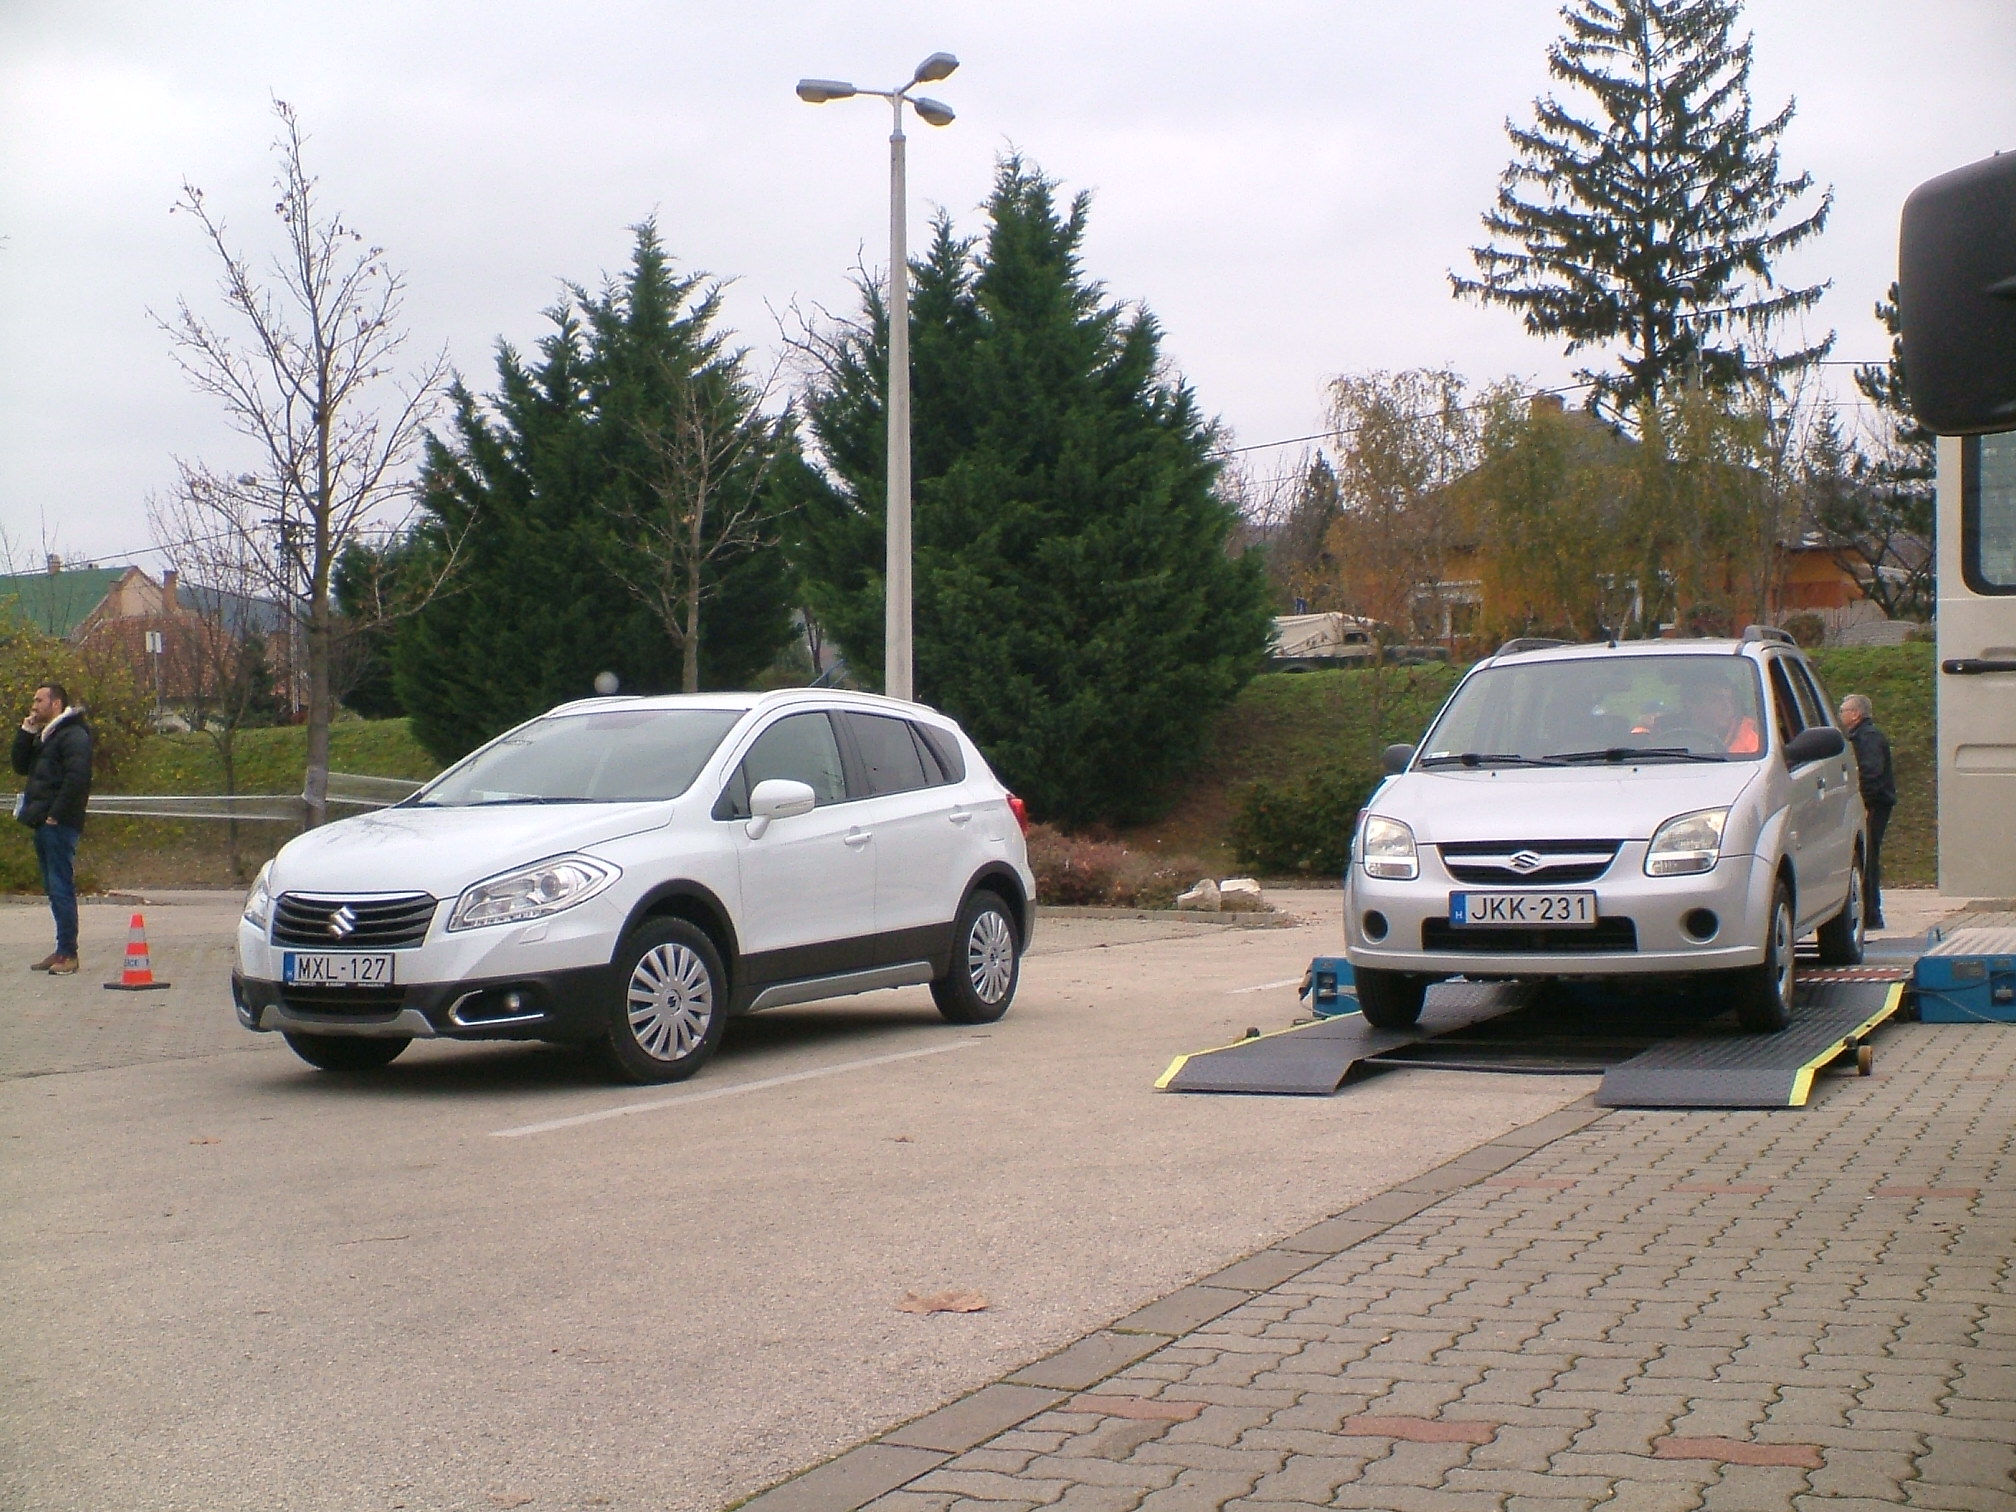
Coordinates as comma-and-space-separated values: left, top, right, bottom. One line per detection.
1158, 972, 1908, 1110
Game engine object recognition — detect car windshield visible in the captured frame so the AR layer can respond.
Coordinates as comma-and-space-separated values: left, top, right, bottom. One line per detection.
1419, 654, 1768, 766
413, 708, 744, 806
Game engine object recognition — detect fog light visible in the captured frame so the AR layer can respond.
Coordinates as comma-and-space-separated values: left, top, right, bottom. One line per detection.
1684, 908, 1719, 941
503, 991, 526, 1012
1362, 910, 1389, 942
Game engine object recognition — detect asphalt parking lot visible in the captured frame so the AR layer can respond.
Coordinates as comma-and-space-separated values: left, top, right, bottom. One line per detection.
0, 889, 1595, 1512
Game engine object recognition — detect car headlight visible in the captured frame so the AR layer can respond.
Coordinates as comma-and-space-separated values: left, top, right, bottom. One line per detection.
1360, 815, 1419, 881
448, 855, 621, 931
243, 864, 274, 931
1645, 808, 1728, 876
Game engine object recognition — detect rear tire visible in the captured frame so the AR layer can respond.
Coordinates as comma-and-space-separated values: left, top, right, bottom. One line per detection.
1733, 881, 1796, 1032
932, 891, 1021, 1024
282, 1033, 410, 1072
1354, 968, 1427, 1029
601, 919, 728, 1084
1815, 852, 1866, 966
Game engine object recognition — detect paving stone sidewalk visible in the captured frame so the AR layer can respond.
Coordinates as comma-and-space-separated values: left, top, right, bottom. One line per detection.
745, 1021, 2016, 1512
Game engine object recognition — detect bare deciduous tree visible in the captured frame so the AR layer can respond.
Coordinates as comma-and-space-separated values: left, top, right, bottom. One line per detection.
604, 357, 793, 693
155, 99, 449, 825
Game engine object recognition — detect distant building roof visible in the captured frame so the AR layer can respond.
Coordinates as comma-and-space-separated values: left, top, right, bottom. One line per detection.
0, 566, 129, 639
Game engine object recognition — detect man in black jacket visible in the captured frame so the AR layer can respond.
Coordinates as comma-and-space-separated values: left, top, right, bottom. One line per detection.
12, 682, 93, 974
1839, 693, 1897, 930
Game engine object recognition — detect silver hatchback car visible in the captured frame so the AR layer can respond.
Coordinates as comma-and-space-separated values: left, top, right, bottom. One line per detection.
1344, 630, 1867, 1033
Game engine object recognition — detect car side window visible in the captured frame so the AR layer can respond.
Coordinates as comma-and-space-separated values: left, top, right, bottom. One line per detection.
843, 712, 931, 797
715, 712, 847, 819
1788, 660, 1835, 729
913, 722, 965, 785
1765, 660, 1805, 744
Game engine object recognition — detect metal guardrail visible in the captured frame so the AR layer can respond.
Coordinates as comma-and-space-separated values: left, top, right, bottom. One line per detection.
51, 772, 426, 824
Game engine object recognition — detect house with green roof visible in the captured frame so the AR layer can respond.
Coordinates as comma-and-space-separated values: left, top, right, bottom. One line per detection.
0, 563, 133, 638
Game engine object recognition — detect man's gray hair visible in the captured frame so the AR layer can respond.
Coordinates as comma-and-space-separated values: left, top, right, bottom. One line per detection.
1840, 693, 1873, 721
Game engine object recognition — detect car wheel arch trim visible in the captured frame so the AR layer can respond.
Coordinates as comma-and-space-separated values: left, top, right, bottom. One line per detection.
618, 881, 741, 976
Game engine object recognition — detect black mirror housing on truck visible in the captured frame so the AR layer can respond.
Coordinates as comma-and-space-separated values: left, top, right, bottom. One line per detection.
1900, 152, 2016, 436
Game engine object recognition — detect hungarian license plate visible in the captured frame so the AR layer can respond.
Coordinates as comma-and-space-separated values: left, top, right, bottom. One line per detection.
283, 952, 395, 986
1450, 890, 1597, 927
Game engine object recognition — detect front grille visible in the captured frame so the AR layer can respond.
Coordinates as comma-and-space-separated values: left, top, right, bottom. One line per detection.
1439, 839, 1622, 886
277, 985, 410, 1017
1422, 917, 1639, 953
273, 893, 437, 949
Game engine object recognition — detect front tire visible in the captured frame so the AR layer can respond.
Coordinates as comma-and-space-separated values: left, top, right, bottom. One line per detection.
1354, 968, 1427, 1029
1815, 852, 1866, 966
1732, 881, 1796, 1032
601, 919, 728, 1084
283, 1033, 410, 1072
932, 891, 1021, 1024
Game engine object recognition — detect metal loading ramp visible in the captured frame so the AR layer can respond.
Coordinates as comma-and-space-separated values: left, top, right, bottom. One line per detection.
1157, 972, 1908, 1110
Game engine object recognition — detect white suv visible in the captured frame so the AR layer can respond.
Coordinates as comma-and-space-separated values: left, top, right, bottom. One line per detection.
1344, 631, 1867, 1033
233, 690, 1035, 1081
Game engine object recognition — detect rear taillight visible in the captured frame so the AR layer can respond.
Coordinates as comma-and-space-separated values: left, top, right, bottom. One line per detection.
1006, 793, 1030, 835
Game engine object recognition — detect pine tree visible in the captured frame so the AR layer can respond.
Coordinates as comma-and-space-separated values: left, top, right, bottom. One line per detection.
395, 225, 800, 762
1452, 0, 1832, 417
793, 158, 1272, 827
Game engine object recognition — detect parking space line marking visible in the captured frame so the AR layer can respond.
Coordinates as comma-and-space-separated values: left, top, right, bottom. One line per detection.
490, 1039, 985, 1138
1230, 977, 1304, 995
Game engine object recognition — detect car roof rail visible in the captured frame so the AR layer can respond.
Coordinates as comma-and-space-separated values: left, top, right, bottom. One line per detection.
1740, 624, 1797, 646
1494, 636, 1573, 657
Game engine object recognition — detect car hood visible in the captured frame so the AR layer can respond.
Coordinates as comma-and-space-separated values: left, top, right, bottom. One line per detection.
1374, 763, 1762, 845
268, 802, 673, 897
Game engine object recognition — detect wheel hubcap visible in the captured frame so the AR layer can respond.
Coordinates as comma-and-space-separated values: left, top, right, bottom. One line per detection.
627, 943, 714, 1061
1772, 903, 1795, 1007
967, 910, 1015, 1005
1849, 867, 1865, 948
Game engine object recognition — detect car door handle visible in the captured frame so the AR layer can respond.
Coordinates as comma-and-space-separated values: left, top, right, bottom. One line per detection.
1942, 658, 2016, 675
843, 829, 871, 848
948, 806, 973, 825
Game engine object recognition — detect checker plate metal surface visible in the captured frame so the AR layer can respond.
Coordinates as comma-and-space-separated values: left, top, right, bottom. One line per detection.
1597, 982, 1904, 1109
1157, 983, 1529, 1095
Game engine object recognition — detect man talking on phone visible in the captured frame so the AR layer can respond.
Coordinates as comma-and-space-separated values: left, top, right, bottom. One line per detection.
12, 682, 93, 975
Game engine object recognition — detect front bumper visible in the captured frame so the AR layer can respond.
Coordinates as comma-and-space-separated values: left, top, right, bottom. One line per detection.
234, 964, 613, 1041
1344, 840, 1777, 978
235, 898, 628, 1041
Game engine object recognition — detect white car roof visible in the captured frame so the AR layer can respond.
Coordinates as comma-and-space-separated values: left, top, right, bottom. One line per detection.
544, 687, 956, 724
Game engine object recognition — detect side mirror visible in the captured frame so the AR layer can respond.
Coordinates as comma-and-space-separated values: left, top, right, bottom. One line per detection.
1783, 726, 1846, 766
1382, 743, 1416, 775
745, 778, 817, 839
1899, 152, 2016, 435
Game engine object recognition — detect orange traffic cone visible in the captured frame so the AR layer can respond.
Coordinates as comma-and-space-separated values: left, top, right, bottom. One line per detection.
104, 911, 171, 992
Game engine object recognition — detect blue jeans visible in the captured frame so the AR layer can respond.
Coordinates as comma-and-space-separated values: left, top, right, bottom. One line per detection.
33, 822, 80, 957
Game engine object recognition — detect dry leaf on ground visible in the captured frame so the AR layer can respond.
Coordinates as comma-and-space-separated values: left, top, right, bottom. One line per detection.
895, 1288, 989, 1314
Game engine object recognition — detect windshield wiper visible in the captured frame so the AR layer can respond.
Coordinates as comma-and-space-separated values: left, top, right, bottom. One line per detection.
1545, 747, 1729, 764
1417, 752, 1563, 768
468, 796, 597, 806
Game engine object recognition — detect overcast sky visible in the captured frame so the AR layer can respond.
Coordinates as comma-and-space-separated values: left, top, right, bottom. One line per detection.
3, 0, 2012, 570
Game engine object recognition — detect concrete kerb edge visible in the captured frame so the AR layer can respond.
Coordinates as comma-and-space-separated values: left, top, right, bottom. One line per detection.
727, 1093, 1613, 1512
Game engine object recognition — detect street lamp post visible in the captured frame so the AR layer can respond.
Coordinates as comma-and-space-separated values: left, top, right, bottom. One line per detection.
797, 52, 959, 703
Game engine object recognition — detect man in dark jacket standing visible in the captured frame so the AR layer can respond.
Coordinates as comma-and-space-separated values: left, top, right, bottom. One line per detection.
12, 682, 93, 974
1839, 693, 1896, 929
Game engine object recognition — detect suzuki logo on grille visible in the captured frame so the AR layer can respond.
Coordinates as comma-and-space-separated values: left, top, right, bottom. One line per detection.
327, 905, 359, 940
1508, 850, 1545, 873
